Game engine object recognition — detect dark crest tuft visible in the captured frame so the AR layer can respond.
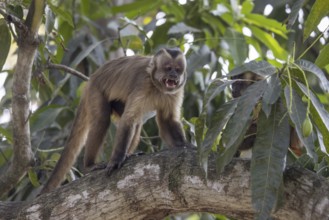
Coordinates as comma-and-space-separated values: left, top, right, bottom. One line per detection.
154, 48, 182, 58
165, 48, 181, 58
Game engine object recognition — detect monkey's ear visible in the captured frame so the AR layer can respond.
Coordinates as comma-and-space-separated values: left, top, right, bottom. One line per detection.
154, 48, 166, 57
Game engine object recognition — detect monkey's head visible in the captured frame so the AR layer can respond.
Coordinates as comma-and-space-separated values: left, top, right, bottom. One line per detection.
150, 48, 187, 94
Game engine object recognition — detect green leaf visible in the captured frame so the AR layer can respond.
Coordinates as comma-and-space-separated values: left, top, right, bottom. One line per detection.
30, 105, 67, 132
295, 59, 329, 92
168, 22, 201, 35
161, 1, 185, 21
262, 75, 281, 118
250, 26, 288, 60
287, 0, 306, 29
315, 43, 329, 68
111, 0, 162, 18
219, 80, 268, 167
0, 19, 11, 71
202, 79, 235, 111
121, 35, 143, 51
296, 82, 329, 153
284, 86, 317, 160
251, 102, 290, 220
241, 0, 254, 15
48, 2, 74, 27
186, 45, 213, 75
45, 5, 55, 35
263, 74, 281, 105
0, 125, 13, 144
28, 169, 40, 187
244, 14, 288, 38
7, 4, 24, 19
71, 39, 106, 68
201, 12, 225, 35
217, 116, 251, 172
227, 60, 277, 78
303, 0, 329, 40
201, 99, 239, 157
224, 28, 248, 66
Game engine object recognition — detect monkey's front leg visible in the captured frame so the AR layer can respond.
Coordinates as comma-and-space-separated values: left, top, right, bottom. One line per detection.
156, 112, 192, 148
106, 120, 138, 175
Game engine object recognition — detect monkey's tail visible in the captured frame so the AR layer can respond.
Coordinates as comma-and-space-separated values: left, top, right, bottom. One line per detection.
41, 97, 89, 194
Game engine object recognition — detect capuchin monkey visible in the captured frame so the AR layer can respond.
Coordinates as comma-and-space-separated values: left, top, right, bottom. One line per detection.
41, 48, 191, 194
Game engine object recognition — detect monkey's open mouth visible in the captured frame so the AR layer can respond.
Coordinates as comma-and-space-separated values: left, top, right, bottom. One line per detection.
163, 79, 179, 89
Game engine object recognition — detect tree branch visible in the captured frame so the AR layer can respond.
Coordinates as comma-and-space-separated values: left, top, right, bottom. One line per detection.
0, 0, 45, 198
0, 8, 27, 33
47, 62, 89, 81
0, 148, 328, 219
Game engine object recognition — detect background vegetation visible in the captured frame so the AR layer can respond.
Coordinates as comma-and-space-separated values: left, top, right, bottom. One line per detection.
0, 0, 328, 219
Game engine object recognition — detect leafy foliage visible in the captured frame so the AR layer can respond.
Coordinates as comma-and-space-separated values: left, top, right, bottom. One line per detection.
0, 0, 329, 219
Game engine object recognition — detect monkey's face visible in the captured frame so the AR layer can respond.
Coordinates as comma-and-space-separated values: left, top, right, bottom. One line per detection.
151, 48, 187, 94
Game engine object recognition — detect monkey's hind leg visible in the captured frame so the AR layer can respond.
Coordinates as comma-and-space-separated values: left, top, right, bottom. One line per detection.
83, 90, 111, 170
106, 120, 140, 175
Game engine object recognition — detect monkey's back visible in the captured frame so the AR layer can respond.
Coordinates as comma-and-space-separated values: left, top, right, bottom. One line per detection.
88, 55, 152, 102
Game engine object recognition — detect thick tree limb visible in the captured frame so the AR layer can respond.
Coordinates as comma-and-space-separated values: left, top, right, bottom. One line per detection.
0, 0, 45, 197
0, 148, 328, 219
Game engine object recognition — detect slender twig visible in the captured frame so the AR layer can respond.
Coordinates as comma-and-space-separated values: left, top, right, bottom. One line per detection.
47, 62, 89, 81
0, 8, 27, 33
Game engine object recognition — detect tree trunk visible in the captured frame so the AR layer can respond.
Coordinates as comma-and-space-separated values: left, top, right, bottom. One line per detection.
0, 148, 328, 220
0, 0, 45, 197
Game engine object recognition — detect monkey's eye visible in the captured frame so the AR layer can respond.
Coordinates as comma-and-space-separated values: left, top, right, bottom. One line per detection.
165, 66, 173, 72
175, 68, 181, 73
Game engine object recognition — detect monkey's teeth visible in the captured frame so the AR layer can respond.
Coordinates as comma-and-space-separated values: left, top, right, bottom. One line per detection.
164, 79, 178, 88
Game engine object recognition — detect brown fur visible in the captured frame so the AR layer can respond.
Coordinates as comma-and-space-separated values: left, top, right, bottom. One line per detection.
41, 48, 190, 194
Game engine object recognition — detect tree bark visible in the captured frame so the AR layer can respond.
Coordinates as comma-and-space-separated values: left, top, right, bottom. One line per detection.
0, 148, 328, 220
0, 0, 45, 197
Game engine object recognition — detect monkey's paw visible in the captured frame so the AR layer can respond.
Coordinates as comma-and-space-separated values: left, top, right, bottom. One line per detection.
106, 159, 125, 176
88, 162, 108, 172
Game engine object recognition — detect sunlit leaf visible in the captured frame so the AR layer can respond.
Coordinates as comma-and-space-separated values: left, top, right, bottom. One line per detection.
245, 14, 288, 38
28, 169, 40, 187
251, 102, 289, 220
241, 0, 254, 15
250, 26, 288, 60
111, 0, 162, 18
303, 0, 329, 40
0, 19, 11, 71
315, 43, 329, 69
